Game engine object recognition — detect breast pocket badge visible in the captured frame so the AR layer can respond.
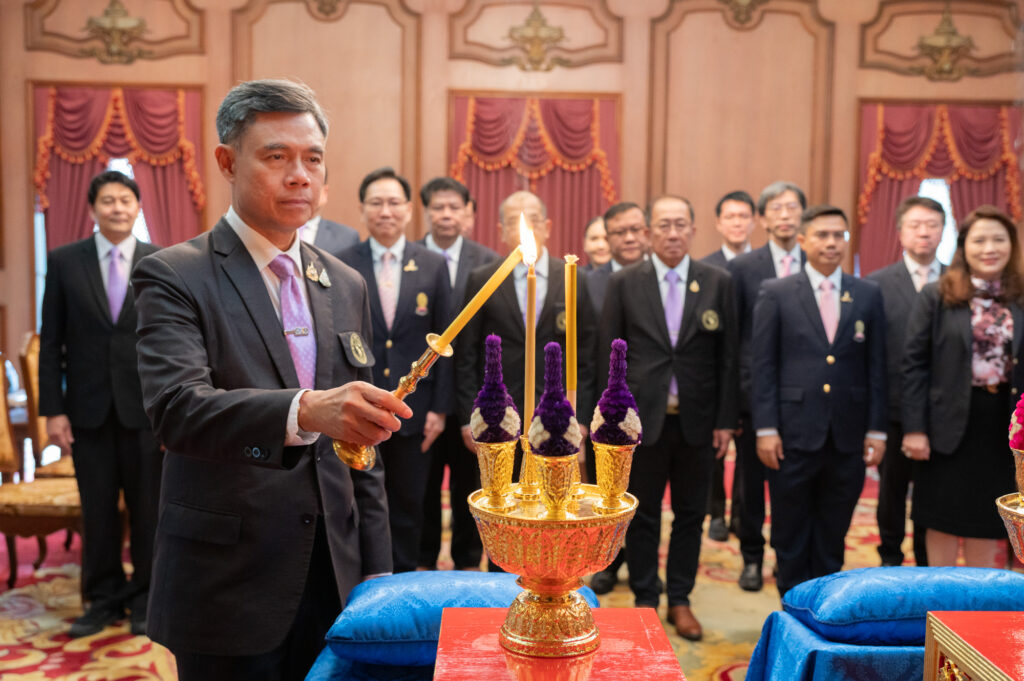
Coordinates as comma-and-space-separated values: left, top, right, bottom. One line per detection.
556, 310, 567, 332
415, 292, 429, 316
701, 309, 720, 331
853, 320, 865, 342
339, 332, 375, 367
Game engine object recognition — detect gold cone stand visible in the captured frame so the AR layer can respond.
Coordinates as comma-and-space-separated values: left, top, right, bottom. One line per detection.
997, 448, 1024, 562
592, 442, 636, 514
332, 333, 452, 470
475, 440, 516, 511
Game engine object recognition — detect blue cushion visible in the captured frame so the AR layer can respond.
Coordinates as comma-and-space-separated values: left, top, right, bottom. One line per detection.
325, 571, 599, 666
305, 645, 433, 681
783, 567, 1024, 645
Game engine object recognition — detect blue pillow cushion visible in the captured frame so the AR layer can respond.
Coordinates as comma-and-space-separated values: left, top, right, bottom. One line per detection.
325, 571, 599, 666
305, 645, 433, 681
783, 566, 1024, 645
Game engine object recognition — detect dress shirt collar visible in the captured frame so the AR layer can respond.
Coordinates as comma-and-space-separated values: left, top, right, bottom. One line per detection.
369, 235, 407, 265
651, 252, 690, 285
804, 262, 843, 292
903, 252, 940, 281
225, 206, 304, 276
515, 248, 550, 279
767, 239, 801, 274
300, 215, 321, 244
424, 233, 463, 262
95, 231, 137, 263
722, 243, 751, 261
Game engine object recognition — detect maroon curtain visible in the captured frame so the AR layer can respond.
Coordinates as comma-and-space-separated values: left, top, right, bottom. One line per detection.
34, 85, 205, 251
857, 103, 1023, 275
449, 95, 619, 262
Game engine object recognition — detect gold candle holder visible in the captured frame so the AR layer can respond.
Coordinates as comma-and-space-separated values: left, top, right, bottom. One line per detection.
536, 454, 578, 519
332, 333, 453, 470
997, 493, 1024, 562
514, 436, 541, 500
592, 442, 636, 515
475, 440, 516, 511
1012, 449, 1024, 495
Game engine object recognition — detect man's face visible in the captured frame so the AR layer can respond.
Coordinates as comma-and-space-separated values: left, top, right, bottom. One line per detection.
605, 207, 649, 265
648, 198, 694, 268
90, 182, 140, 244
215, 111, 325, 245
425, 189, 466, 243
716, 199, 755, 250
797, 214, 848, 275
898, 205, 944, 263
361, 178, 411, 248
500, 194, 549, 253
583, 218, 611, 266
761, 190, 803, 245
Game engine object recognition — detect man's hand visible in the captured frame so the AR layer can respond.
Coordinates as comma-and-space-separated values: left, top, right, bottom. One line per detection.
756, 434, 784, 470
421, 412, 446, 452
902, 432, 930, 461
46, 414, 74, 453
298, 382, 412, 446
863, 437, 885, 466
713, 429, 734, 460
461, 425, 478, 454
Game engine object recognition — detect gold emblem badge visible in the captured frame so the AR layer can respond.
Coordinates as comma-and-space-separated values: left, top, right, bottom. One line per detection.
840, 291, 853, 303
350, 333, 368, 364
556, 310, 567, 332
415, 292, 429, 316
689, 280, 700, 293
701, 309, 720, 331
305, 262, 318, 281
319, 269, 331, 287
854, 319, 866, 342
403, 259, 418, 272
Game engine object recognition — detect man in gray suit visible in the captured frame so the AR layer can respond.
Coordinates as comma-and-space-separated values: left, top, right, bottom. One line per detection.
133, 79, 408, 681
299, 179, 359, 256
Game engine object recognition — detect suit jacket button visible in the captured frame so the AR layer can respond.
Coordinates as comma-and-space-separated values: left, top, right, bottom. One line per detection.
301, 513, 314, 525
384, 368, 391, 377
252, 447, 262, 459
826, 355, 836, 365
386, 339, 393, 349
823, 384, 831, 394
243, 447, 252, 458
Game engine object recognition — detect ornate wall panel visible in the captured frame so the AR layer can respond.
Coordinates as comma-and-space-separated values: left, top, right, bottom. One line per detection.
233, 0, 420, 229
649, 0, 834, 232
450, 0, 623, 70
25, 0, 204, 64
861, 1, 1024, 81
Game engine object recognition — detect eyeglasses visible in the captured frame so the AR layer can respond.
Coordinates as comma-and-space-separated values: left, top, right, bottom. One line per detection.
606, 226, 647, 238
364, 198, 407, 211
765, 202, 802, 214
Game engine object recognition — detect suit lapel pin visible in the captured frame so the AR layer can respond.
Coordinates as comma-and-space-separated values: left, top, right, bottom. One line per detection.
403, 259, 418, 272
840, 290, 853, 303
854, 319, 865, 342
319, 269, 331, 288
305, 262, 319, 282
415, 292, 429, 316
689, 280, 700, 293
701, 309, 719, 331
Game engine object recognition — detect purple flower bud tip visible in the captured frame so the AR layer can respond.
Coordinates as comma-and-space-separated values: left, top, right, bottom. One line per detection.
528, 343, 582, 456
471, 334, 520, 443
592, 338, 642, 446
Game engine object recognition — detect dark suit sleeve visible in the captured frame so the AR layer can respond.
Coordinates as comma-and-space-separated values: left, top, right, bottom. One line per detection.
597, 272, 627, 399
431, 263, 455, 415
38, 250, 67, 417
576, 275, 598, 423
901, 286, 938, 435
750, 282, 781, 432
715, 273, 740, 431
866, 285, 888, 433
454, 268, 485, 427
133, 253, 297, 466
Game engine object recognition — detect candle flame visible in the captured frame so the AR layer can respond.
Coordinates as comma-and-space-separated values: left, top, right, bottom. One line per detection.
519, 212, 538, 266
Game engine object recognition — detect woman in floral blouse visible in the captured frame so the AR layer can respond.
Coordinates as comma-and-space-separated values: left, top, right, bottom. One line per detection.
902, 205, 1023, 567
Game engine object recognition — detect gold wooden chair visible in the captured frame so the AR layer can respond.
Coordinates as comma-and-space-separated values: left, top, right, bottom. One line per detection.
0, 351, 82, 588
20, 333, 74, 478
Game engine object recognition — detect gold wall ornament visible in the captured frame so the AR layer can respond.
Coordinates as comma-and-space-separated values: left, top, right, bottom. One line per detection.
508, 5, 566, 72
83, 0, 151, 64
718, 0, 770, 25
914, 2, 976, 81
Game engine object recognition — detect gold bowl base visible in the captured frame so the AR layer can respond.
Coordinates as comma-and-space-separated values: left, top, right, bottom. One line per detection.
332, 439, 376, 470
499, 577, 599, 657
997, 492, 1024, 562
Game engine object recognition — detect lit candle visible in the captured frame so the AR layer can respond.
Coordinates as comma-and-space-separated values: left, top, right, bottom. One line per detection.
520, 214, 539, 426
436, 245, 523, 349
564, 255, 578, 411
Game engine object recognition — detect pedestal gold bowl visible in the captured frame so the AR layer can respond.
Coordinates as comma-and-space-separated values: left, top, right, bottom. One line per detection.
997, 493, 1024, 562
468, 484, 637, 657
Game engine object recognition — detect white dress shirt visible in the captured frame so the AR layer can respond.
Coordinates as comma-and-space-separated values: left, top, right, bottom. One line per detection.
424, 233, 462, 287
721, 243, 752, 262
95, 231, 137, 292
903, 252, 940, 292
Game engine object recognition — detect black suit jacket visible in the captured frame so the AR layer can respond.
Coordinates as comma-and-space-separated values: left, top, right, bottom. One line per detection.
902, 283, 1024, 453
700, 248, 729, 271
312, 218, 359, 257
728, 244, 807, 411
455, 254, 597, 429
585, 261, 613, 316
132, 219, 391, 655
416, 236, 500, 315
599, 259, 738, 446
39, 236, 159, 430
866, 261, 945, 423
752, 271, 887, 453
339, 240, 454, 431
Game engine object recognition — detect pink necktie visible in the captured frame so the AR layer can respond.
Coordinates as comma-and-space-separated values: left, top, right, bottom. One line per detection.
781, 253, 794, 277
379, 252, 397, 330
268, 255, 317, 390
107, 248, 126, 322
820, 279, 838, 344
916, 265, 930, 292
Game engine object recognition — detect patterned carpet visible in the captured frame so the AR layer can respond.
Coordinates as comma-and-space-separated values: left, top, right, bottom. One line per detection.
0, 460, 905, 680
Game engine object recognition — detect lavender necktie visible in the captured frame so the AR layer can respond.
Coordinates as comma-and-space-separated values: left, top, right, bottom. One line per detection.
664, 269, 682, 397
269, 255, 317, 390
107, 247, 127, 322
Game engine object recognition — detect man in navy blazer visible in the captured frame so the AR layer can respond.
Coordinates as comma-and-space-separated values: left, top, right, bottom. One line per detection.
752, 204, 887, 596
338, 167, 453, 574
415, 176, 498, 571
39, 170, 161, 638
865, 195, 945, 568
726, 181, 807, 592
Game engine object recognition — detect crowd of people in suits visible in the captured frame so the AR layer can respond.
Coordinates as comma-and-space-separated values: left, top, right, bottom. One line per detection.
33, 78, 1020, 679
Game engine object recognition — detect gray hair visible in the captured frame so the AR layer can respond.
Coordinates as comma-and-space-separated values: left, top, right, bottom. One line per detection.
498, 190, 547, 224
216, 79, 328, 145
756, 181, 807, 216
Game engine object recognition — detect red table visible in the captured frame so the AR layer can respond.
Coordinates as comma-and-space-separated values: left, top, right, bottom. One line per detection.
925, 611, 1024, 680
434, 607, 687, 680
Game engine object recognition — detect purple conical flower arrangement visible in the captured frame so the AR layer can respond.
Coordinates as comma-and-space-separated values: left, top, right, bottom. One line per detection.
591, 339, 642, 446
470, 335, 521, 443
528, 342, 583, 457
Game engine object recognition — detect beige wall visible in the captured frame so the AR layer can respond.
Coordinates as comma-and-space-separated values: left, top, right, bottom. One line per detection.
1, 0, 1022, 356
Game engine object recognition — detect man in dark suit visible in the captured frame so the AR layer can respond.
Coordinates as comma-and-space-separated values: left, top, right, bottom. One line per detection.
338, 167, 453, 574
726, 180, 807, 592
416, 176, 498, 571
865, 196, 945, 567
600, 194, 738, 641
752, 204, 887, 597
39, 170, 161, 638
700, 190, 756, 543
299, 180, 359, 257
133, 79, 407, 681
455, 190, 597, 479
